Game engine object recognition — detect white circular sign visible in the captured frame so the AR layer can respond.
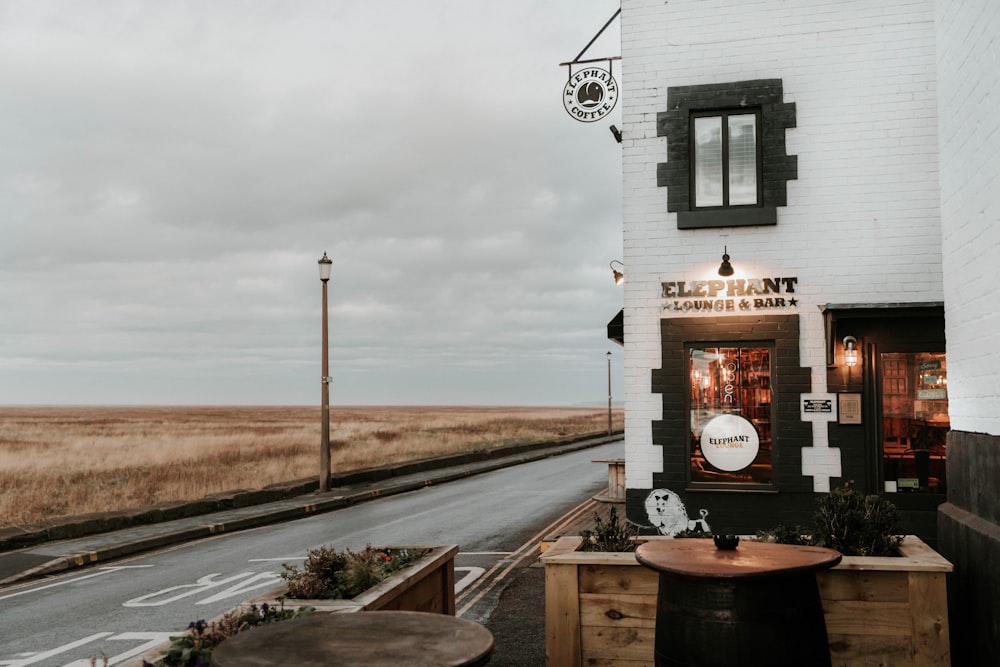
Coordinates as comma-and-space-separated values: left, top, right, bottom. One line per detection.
563, 67, 618, 123
699, 414, 760, 472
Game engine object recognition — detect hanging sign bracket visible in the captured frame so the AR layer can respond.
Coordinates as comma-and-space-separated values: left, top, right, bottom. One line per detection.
559, 8, 622, 123
559, 8, 622, 70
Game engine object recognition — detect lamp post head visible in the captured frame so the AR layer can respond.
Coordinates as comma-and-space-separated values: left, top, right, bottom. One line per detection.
318, 252, 333, 282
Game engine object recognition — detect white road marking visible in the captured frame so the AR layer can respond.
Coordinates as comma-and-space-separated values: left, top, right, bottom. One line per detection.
454, 566, 486, 594
123, 572, 254, 607
0, 566, 154, 603
196, 572, 283, 605
59, 633, 175, 667
458, 552, 514, 556
121, 571, 283, 607
0, 633, 111, 666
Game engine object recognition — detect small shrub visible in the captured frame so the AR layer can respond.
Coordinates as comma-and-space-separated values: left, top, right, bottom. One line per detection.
755, 524, 811, 546
753, 484, 903, 557
280, 545, 426, 599
580, 506, 638, 552
673, 528, 713, 539
149, 603, 311, 667
813, 483, 902, 557
280, 545, 349, 599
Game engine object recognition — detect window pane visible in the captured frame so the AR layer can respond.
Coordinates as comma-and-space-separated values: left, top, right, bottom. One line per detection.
881, 352, 949, 494
689, 346, 772, 485
728, 114, 758, 205
693, 116, 723, 207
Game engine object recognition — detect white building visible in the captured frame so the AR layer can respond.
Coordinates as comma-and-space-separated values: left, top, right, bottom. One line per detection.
611, 1, 999, 661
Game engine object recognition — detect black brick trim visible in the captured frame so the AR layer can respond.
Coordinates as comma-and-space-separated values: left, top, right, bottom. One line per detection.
628, 314, 815, 535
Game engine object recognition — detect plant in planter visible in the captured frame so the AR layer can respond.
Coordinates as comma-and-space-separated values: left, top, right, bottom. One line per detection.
754, 523, 810, 546
251, 543, 459, 616
145, 603, 312, 667
755, 483, 906, 555
578, 506, 637, 552
279, 544, 426, 600
812, 482, 903, 556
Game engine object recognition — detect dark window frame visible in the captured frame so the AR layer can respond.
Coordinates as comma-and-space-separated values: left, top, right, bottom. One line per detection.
649, 314, 813, 497
657, 79, 797, 229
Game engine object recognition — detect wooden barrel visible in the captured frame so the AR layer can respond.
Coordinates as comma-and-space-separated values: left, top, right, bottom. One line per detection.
653, 570, 832, 667
636, 539, 841, 667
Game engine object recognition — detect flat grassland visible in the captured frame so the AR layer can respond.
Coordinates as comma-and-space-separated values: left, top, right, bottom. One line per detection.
0, 405, 623, 528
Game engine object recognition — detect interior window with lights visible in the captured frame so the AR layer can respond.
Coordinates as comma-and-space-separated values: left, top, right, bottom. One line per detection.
689, 345, 773, 487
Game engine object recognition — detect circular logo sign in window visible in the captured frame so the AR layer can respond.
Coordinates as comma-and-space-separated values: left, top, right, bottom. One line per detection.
563, 67, 618, 123
699, 414, 760, 472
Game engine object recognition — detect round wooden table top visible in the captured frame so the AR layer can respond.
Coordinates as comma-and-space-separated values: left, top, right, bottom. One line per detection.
635, 538, 842, 579
210, 611, 495, 667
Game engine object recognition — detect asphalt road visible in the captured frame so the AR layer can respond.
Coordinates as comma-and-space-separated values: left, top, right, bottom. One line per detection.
0, 440, 623, 667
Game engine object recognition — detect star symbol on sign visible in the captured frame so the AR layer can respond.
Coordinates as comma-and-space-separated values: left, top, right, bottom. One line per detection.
788, 298, 798, 307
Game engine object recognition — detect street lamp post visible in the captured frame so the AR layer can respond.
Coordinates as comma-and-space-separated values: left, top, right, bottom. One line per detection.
607, 351, 613, 436
318, 252, 333, 493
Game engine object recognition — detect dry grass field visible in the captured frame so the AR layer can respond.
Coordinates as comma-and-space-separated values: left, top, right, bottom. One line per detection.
0, 405, 623, 529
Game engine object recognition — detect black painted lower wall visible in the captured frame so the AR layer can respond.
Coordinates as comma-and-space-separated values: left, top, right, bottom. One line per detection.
937, 430, 1000, 665
626, 487, 823, 537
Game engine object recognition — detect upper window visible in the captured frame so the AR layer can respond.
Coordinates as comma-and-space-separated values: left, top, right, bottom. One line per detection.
658, 79, 797, 229
691, 110, 762, 209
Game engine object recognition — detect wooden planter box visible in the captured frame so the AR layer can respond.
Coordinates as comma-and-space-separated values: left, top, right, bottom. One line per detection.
818, 538, 952, 666
542, 536, 951, 667
252, 544, 458, 615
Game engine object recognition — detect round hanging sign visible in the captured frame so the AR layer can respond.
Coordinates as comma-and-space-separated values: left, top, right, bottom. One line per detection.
699, 414, 760, 472
563, 67, 618, 123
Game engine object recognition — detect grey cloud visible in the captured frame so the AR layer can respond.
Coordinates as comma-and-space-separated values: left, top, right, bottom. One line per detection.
0, 0, 625, 405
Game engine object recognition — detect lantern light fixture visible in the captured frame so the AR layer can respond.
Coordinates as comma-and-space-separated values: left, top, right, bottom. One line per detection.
610, 260, 624, 285
318, 252, 333, 282
843, 335, 859, 367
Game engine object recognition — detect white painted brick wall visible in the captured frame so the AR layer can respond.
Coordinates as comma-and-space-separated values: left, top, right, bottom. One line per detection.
936, 0, 1000, 436
620, 0, 942, 488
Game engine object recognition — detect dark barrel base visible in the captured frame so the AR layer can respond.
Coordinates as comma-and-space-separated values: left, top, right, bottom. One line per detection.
654, 572, 832, 667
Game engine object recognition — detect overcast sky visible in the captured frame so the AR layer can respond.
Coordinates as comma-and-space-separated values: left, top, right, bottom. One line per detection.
1, 0, 624, 406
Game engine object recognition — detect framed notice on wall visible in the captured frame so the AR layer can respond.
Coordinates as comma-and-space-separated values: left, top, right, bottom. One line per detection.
838, 392, 862, 425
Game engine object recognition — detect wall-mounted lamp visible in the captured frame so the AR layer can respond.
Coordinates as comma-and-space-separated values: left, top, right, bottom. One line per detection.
609, 124, 622, 143
843, 336, 858, 367
610, 260, 624, 285
718, 246, 734, 277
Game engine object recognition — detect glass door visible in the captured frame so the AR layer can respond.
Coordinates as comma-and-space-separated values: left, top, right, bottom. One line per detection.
880, 352, 949, 494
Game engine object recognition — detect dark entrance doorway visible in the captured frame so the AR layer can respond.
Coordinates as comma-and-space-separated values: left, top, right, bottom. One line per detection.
825, 305, 947, 545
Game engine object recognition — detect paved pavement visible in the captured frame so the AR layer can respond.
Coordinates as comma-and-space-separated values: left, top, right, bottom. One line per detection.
0, 433, 624, 666
482, 498, 619, 667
